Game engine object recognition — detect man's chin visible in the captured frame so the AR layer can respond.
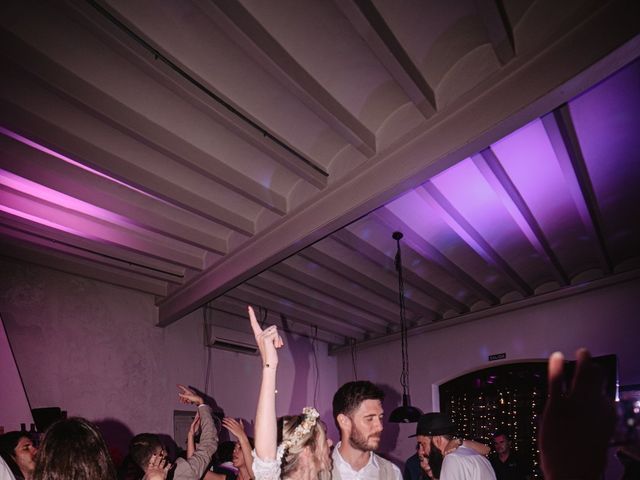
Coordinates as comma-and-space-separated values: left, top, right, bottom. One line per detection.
367, 438, 381, 450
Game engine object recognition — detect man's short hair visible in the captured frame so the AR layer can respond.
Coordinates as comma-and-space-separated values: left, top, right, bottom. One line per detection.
332, 380, 384, 420
129, 433, 164, 469
492, 430, 510, 440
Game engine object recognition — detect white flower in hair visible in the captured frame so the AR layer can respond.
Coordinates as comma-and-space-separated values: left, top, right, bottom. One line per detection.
281, 407, 320, 451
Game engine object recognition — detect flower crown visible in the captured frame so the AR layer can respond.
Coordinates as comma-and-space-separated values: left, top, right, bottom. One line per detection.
281, 407, 320, 451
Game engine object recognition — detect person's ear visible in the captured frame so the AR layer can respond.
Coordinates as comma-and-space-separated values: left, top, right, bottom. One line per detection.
337, 413, 351, 430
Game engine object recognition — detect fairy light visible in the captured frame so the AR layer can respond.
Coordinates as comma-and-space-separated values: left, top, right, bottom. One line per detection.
439, 364, 547, 478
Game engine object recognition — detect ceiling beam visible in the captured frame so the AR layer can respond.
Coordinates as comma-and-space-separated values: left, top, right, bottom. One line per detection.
301, 241, 439, 321
206, 299, 344, 345
0, 239, 168, 296
157, 9, 640, 324
199, 0, 377, 157
0, 223, 184, 284
0, 35, 288, 216
224, 284, 368, 340
418, 182, 533, 297
248, 271, 390, 333
335, 0, 436, 117
374, 207, 499, 305
0, 182, 205, 270
272, 255, 401, 322
542, 105, 613, 274
473, 149, 570, 286
332, 228, 468, 313
0, 130, 228, 254
70, 0, 329, 189
474, 0, 515, 65
0, 97, 256, 236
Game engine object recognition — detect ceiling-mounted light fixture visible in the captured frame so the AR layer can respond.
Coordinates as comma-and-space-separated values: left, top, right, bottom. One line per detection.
389, 231, 423, 423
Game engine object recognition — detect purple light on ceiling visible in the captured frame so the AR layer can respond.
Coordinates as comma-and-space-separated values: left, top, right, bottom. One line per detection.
491, 119, 575, 231
1, 169, 129, 226
430, 159, 527, 256
569, 59, 640, 201
0, 126, 167, 203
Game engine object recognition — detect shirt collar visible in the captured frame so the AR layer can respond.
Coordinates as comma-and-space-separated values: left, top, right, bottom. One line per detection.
334, 441, 380, 471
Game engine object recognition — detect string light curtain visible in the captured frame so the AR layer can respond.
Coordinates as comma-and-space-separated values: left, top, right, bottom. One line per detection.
439, 362, 547, 478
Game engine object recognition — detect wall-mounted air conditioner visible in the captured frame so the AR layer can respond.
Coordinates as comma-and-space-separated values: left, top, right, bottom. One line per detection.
206, 325, 258, 355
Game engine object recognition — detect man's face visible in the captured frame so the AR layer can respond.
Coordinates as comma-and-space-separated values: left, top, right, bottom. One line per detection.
416, 435, 432, 458
493, 435, 510, 455
345, 399, 384, 452
14, 437, 37, 475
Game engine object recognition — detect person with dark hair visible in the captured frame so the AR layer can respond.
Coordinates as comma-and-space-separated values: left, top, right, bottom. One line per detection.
30, 417, 127, 480
207, 441, 238, 480
125, 385, 218, 480
222, 418, 254, 480
488, 431, 526, 480
412, 413, 494, 480
331, 380, 401, 480
248, 306, 332, 480
0, 431, 36, 480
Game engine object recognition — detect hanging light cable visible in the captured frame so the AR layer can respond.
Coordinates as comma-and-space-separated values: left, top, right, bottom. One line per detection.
389, 231, 423, 423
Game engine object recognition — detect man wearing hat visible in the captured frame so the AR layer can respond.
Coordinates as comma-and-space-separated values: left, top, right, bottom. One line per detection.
410, 413, 495, 480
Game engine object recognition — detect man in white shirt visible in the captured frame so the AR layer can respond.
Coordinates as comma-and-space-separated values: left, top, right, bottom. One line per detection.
331, 381, 402, 480
411, 413, 495, 480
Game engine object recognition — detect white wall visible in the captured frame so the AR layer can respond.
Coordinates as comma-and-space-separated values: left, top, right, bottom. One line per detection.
336, 276, 640, 476
0, 313, 33, 432
0, 257, 338, 459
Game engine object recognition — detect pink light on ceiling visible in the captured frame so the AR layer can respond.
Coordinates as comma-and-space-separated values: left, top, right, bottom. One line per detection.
0, 169, 128, 226
0, 126, 167, 204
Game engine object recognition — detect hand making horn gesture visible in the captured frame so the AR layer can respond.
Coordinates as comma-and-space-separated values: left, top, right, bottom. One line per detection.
248, 305, 284, 369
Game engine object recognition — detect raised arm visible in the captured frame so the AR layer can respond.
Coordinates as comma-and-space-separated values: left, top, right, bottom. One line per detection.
462, 439, 490, 456
177, 385, 219, 480
249, 306, 283, 461
223, 418, 254, 478
186, 413, 201, 458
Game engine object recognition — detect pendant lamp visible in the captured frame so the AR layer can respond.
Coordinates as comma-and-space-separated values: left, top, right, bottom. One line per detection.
389, 231, 423, 423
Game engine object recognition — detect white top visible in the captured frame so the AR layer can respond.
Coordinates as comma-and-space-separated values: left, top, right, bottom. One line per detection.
0, 457, 16, 480
440, 445, 496, 480
332, 442, 402, 480
252, 445, 285, 480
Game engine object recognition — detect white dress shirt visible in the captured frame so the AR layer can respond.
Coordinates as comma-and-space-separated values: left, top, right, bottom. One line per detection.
332, 442, 402, 480
440, 445, 496, 480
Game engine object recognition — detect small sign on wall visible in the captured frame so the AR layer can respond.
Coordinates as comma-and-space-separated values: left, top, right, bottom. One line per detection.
488, 353, 506, 361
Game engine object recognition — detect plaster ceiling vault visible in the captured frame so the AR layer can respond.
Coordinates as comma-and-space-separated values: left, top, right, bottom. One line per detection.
1, 0, 639, 350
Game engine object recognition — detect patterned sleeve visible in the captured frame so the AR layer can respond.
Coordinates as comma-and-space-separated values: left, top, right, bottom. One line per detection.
252, 444, 285, 480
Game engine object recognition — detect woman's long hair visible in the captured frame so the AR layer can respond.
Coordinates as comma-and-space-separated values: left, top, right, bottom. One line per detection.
278, 413, 331, 480
32, 417, 117, 480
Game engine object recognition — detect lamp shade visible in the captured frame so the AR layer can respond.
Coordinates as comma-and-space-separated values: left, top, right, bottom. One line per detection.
389, 394, 423, 423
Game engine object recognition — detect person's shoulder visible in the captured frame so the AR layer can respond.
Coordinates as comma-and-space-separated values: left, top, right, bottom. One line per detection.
374, 453, 401, 473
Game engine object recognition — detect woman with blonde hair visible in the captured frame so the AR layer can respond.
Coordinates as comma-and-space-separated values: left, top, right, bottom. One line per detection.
248, 306, 332, 480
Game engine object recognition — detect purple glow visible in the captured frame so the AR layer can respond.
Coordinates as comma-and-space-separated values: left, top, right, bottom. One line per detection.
491, 119, 578, 232
0, 126, 168, 204
1, 169, 131, 226
430, 159, 539, 277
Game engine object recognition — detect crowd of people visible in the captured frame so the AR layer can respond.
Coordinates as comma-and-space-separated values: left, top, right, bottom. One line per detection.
0, 305, 626, 480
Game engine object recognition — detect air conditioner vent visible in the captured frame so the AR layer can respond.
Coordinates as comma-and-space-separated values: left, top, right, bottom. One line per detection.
206, 325, 258, 355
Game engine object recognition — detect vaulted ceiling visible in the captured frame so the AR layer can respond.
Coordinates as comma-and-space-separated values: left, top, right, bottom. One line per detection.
1, 0, 639, 350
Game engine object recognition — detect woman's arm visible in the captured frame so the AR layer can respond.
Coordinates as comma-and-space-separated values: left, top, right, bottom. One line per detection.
248, 306, 283, 461
462, 439, 490, 456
